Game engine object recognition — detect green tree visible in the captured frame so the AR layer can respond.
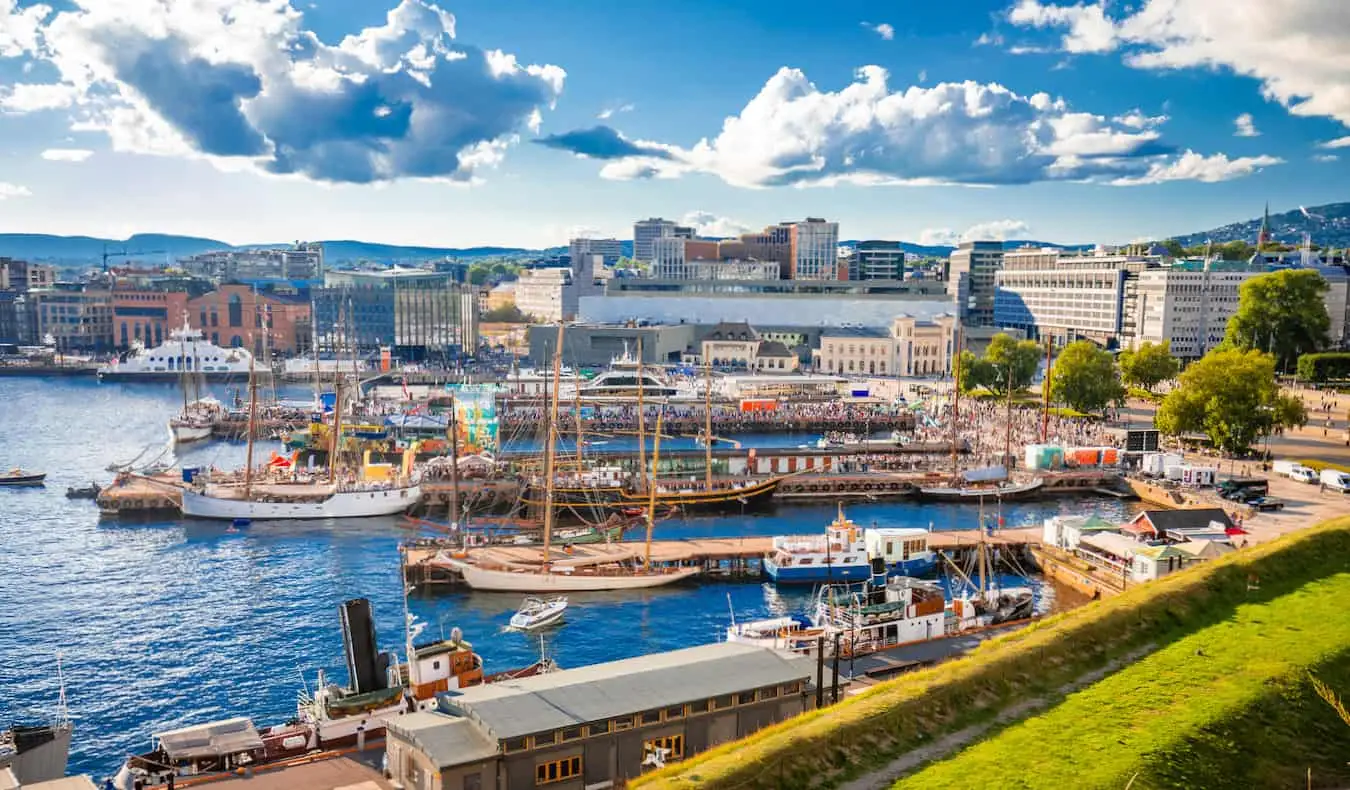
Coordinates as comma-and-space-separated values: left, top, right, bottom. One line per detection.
1218, 240, 1256, 261
468, 264, 490, 285
1224, 269, 1330, 372
1160, 239, 1185, 258
481, 304, 530, 323
980, 334, 1041, 395
956, 350, 990, 394
1049, 340, 1125, 413
1155, 348, 1306, 453
1118, 340, 1180, 393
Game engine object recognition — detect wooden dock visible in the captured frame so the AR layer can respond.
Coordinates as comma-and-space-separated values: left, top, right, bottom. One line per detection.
95, 474, 184, 516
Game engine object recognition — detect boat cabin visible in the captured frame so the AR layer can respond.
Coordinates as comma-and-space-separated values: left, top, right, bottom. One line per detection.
407, 639, 485, 700
863, 527, 936, 576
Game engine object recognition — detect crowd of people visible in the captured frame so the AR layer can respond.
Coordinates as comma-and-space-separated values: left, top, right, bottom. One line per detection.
498, 400, 917, 434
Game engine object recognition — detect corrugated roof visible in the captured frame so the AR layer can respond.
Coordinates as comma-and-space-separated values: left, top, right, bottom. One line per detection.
1078, 532, 1145, 559
388, 712, 499, 769
445, 643, 814, 740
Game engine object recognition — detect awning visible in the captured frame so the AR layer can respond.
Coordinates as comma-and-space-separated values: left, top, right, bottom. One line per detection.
155, 717, 263, 760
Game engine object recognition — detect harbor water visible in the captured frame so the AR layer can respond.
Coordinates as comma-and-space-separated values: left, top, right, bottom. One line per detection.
0, 378, 1137, 780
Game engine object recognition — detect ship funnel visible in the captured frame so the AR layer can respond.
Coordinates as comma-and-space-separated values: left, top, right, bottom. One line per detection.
340, 598, 386, 694
870, 556, 887, 588
450, 626, 463, 645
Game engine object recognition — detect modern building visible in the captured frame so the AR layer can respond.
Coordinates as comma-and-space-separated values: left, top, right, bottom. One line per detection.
1131, 261, 1261, 359
186, 284, 311, 355
994, 247, 1159, 347
0, 290, 21, 344
384, 642, 816, 790
0, 258, 57, 291
313, 268, 477, 360
28, 283, 114, 352
515, 255, 607, 323
568, 238, 623, 268
788, 218, 840, 281
848, 241, 907, 281
633, 218, 692, 262
178, 243, 324, 281
948, 241, 1004, 325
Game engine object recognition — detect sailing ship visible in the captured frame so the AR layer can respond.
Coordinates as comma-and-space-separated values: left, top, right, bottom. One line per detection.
98, 323, 260, 382
446, 324, 701, 592
180, 309, 420, 520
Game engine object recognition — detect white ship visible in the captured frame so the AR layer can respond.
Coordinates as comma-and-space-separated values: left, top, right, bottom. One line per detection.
99, 324, 260, 382
181, 480, 421, 520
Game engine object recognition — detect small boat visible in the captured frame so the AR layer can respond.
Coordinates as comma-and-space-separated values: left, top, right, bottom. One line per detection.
65, 483, 102, 499
762, 504, 872, 584
508, 596, 568, 631
0, 468, 46, 487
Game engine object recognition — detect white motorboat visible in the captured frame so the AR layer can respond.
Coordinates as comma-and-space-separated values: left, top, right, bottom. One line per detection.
508, 596, 569, 630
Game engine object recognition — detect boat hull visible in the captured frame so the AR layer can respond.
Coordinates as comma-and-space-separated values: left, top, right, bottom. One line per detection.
884, 556, 938, 577
0, 473, 46, 487
916, 480, 1043, 502
763, 559, 872, 584
99, 370, 269, 383
181, 485, 420, 520
169, 422, 214, 444
453, 562, 700, 592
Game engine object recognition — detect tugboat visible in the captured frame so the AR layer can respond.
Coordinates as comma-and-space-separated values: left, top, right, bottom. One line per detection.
0, 468, 46, 487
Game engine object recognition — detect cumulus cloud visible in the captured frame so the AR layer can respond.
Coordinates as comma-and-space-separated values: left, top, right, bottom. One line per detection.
0, 0, 49, 57
0, 182, 31, 199
6, 0, 564, 184
1320, 136, 1350, 149
539, 66, 1272, 188
1233, 113, 1260, 137
40, 147, 93, 161
1109, 150, 1282, 186
1006, 0, 1350, 131
680, 211, 752, 238
863, 22, 895, 40
596, 102, 633, 120
0, 81, 78, 113
1113, 109, 1167, 129
918, 220, 1030, 247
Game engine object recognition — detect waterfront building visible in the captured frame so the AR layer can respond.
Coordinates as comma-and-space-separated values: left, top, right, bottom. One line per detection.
1131, 260, 1262, 359
569, 237, 623, 268
28, 283, 113, 352
994, 247, 1159, 346
383, 642, 815, 790
178, 243, 324, 281
186, 285, 310, 355
313, 268, 477, 360
892, 314, 957, 377
111, 288, 189, 350
812, 315, 956, 377
0, 290, 21, 344
947, 241, 1004, 325
697, 321, 800, 372
0, 258, 56, 291
814, 327, 892, 376
515, 255, 607, 322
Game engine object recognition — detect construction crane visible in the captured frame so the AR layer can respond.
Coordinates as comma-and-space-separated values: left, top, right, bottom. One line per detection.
101, 244, 168, 273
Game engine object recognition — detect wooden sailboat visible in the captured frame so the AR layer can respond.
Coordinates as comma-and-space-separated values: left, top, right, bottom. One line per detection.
181, 305, 421, 520
168, 329, 224, 444
449, 324, 701, 592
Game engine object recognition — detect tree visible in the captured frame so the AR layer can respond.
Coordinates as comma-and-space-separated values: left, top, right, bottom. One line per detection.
1118, 340, 1179, 393
481, 304, 530, 323
978, 333, 1041, 395
1155, 348, 1306, 454
1297, 352, 1350, 383
1050, 341, 1125, 413
956, 350, 991, 394
1224, 269, 1330, 372
1160, 239, 1185, 258
468, 265, 491, 285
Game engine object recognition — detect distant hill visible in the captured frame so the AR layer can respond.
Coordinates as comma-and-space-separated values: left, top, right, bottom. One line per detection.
1170, 202, 1350, 248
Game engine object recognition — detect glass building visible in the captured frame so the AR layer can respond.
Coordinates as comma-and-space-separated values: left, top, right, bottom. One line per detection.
313, 269, 478, 362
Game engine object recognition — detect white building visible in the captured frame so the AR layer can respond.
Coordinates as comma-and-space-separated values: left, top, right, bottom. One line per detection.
994, 247, 1159, 345
568, 237, 623, 268
632, 218, 691, 262
179, 243, 324, 280
1131, 262, 1259, 359
514, 255, 607, 323
813, 315, 956, 377
789, 218, 840, 280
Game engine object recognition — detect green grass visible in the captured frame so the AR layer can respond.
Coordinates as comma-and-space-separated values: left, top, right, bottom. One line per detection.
1047, 406, 1096, 419
894, 573, 1350, 789
1127, 386, 1164, 404
635, 516, 1350, 790
1297, 458, 1350, 474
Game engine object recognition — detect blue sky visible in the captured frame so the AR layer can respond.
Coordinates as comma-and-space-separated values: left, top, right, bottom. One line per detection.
0, 0, 1347, 247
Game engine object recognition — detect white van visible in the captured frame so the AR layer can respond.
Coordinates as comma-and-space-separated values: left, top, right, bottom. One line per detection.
1272, 460, 1299, 476
1289, 466, 1318, 484
1320, 468, 1350, 492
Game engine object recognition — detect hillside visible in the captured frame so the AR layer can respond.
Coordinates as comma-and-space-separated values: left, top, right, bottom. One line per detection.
1171, 202, 1350, 248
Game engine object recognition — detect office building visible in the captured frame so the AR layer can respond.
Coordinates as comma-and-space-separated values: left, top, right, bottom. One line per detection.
0, 290, 21, 344
28, 283, 113, 352
788, 217, 840, 280
650, 237, 779, 280
569, 238, 623, 268
384, 642, 815, 790
186, 285, 310, 354
313, 268, 476, 360
1132, 261, 1260, 359
178, 243, 324, 281
0, 258, 56, 291
813, 315, 956, 376
994, 247, 1158, 346
948, 241, 1004, 325
848, 241, 907, 281
633, 218, 677, 262
515, 255, 607, 322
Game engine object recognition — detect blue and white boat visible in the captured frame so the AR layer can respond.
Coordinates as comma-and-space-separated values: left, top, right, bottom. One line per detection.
863, 527, 937, 577
763, 505, 871, 584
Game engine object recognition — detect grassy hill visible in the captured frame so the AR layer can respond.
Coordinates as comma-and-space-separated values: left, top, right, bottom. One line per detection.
636, 516, 1350, 790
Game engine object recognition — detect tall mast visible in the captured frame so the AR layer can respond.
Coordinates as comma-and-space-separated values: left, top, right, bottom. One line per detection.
448, 390, 460, 528
328, 304, 345, 482
180, 337, 190, 412
703, 359, 713, 489
243, 328, 259, 499
950, 322, 963, 478
1041, 337, 1052, 443
1003, 366, 1014, 470
645, 406, 664, 571
636, 339, 646, 492
977, 495, 988, 595
573, 371, 585, 469
542, 323, 565, 572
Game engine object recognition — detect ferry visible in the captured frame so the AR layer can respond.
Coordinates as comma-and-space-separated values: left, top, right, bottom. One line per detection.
558, 347, 697, 401
98, 324, 260, 382
763, 505, 872, 584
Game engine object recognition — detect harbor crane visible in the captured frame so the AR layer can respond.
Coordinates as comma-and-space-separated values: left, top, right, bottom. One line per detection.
101, 244, 168, 272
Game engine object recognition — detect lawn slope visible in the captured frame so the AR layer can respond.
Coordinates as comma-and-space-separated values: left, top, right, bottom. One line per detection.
895, 573, 1350, 789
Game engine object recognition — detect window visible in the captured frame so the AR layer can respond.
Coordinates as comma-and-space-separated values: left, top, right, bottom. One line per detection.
560, 726, 584, 742
712, 694, 734, 710
640, 709, 661, 725
664, 705, 685, 720
644, 734, 684, 761
761, 685, 780, 699
535, 756, 581, 786
503, 737, 529, 753
688, 699, 709, 714
586, 721, 611, 737
228, 294, 243, 327
534, 731, 557, 747
737, 691, 757, 705
783, 681, 803, 695
614, 717, 634, 731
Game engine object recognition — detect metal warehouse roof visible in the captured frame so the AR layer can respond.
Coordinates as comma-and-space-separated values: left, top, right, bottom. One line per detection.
444, 642, 815, 740
387, 711, 499, 769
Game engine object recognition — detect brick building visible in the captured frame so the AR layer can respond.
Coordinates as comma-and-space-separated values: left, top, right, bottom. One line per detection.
186, 284, 311, 355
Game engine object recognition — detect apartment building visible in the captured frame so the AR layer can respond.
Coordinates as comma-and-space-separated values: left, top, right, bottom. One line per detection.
569, 238, 624, 268
179, 243, 324, 281
514, 255, 607, 323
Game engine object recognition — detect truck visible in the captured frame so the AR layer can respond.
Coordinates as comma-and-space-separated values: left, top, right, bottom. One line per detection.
1320, 468, 1350, 492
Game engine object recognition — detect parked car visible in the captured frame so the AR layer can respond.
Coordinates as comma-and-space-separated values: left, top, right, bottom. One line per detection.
1289, 467, 1319, 484
1249, 496, 1286, 511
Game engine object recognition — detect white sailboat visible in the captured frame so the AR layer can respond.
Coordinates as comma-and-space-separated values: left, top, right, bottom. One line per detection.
181, 305, 420, 521
449, 324, 701, 592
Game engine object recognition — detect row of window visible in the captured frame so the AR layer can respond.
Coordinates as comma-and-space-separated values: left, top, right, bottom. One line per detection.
503, 682, 804, 756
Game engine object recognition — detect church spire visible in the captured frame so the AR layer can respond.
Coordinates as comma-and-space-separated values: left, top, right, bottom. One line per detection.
1257, 202, 1272, 246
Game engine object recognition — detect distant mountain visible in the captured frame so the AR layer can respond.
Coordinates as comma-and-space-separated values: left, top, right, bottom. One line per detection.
1170, 202, 1350, 248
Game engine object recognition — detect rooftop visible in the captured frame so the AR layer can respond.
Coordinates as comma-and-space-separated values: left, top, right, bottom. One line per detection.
820, 326, 890, 338
441, 642, 814, 741
388, 711, 499, 769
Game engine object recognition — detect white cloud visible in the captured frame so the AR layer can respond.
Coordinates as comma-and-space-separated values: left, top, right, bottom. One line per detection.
1007, 0, 1350, 131
679, 211, 751, 238
863, 22, 895, 40
9, 0, 565, 184
1320, 136, 1350, 149
919, 220, 1030, 247
597, 102, 634, 120
974, 31, 1004, 47
1007, 0, 1118, 53
40, 147, 93, 161
0, 81, 78, 113
0, 182, 32, 199
1110, 150, 1282, 186
917, 69, 927, 83
1233, 112, 1260, 137
0, 0, 50, 57
547, 66, 1272, 189
1313, 153, 1339, 162
1113, 109, 1168, 129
